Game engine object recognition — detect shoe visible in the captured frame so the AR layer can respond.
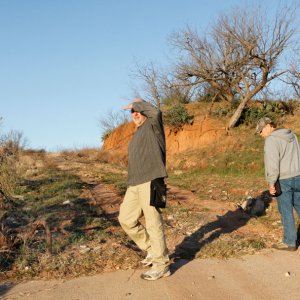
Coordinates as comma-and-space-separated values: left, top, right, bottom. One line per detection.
272, 242, 296, 251
140, 267, 171, 281
141, 253, 153, 266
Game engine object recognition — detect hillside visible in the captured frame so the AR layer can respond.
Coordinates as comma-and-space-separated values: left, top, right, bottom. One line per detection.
101, 103, 229, 168
102, 106, 227, 155
0, 150, 275, 282
101, 102, 300, 170
1, 103, 300, 283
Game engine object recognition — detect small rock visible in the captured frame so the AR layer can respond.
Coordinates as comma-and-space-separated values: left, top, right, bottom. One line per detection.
208, 275, 215, 280
80, 248, 91, 254
79, 245, 91, 253
285, 271, 291, 277
63, 200, 74, 206
93, 246, 101, 251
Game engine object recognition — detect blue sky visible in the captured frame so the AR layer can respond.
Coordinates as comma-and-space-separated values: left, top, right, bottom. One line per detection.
0, 0, 295, 151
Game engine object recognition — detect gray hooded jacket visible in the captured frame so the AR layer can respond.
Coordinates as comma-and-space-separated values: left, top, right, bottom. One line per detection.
264, 128, 300, 185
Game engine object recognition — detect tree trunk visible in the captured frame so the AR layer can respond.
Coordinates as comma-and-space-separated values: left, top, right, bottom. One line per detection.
156, 98, 161, 109
227, 97, 249, 130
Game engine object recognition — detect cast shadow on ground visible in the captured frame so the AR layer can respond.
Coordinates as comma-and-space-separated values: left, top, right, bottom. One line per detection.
0, 283, 13, 298
170, 191, 272, 274
0, 180, 103, 275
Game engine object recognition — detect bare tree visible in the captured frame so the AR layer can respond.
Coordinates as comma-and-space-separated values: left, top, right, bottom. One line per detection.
284, 50, 300, 98
99, 110, 130, 141
171, 3, 296, 129
134, 62, 162, 107
133, 61, 194, 107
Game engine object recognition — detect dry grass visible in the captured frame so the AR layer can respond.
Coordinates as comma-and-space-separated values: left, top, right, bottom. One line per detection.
0, 127, 292, 281
97, 149, 128, 167
197, 234, 267, 259
0, 150, 140, 281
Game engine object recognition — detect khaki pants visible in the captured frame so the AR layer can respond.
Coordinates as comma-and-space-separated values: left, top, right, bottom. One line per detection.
118, 181, 169, 269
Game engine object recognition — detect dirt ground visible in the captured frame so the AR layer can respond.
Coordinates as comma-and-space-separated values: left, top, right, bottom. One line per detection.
52, 153, 280, 262
0, 152, 293, 299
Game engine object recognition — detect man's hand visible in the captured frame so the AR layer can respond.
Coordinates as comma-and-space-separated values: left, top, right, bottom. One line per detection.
269, 185, 276, 195
123, 103, 133, 111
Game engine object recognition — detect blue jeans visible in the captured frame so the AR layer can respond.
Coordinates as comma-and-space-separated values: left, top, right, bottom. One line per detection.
277, 176, 300, 247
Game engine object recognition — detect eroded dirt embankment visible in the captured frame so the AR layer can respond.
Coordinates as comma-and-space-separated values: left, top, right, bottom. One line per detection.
101, 116, 228, 165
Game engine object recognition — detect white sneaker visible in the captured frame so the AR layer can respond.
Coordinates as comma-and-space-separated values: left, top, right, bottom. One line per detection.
141, 253, 153, 266
140, 266, 171, 280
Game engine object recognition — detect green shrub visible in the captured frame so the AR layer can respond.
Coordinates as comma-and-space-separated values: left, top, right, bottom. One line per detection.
211, 99, 298, 127
239, 100, 298, 126
163, 105, 194, 131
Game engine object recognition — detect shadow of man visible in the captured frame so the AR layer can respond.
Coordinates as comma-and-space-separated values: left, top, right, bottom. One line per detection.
170, 191, 272, 273
0, 284, 14, 298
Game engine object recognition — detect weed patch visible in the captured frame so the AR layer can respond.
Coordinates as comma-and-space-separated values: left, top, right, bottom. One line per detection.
100, 172, 127, 195
197, 234, 267, 259
0, 163, 113, 279
163, 104, 194, 131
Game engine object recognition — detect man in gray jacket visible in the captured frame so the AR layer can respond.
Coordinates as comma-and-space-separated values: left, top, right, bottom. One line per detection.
256, 117, 300, 251
118, 99, 170, 280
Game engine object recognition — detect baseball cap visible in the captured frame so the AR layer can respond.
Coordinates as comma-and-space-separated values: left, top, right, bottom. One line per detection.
255, 117, 273, 134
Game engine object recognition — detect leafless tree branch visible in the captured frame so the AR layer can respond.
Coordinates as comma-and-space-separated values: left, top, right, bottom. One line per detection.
170, 3, 297, 128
